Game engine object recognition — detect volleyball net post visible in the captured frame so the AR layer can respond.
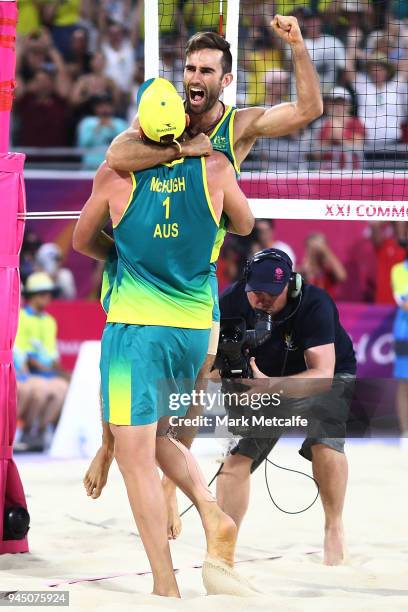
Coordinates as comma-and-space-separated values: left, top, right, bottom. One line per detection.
0, 0, 29, 554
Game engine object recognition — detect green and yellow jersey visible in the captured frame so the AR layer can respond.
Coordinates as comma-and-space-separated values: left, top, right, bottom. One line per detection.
103, 156, 218, 329
208, 104, 239, 267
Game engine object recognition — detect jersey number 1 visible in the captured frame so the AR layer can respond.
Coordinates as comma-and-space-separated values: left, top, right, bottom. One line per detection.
153, 196, 178, 238
163, 196, 170, 220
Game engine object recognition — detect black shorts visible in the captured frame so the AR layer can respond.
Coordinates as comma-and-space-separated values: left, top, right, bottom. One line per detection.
230, 373, 355, 473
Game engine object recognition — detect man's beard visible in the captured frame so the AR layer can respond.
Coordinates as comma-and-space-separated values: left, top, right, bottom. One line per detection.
184, 82, 222, 115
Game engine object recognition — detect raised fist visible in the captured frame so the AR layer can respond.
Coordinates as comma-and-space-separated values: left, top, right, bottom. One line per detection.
271, 15, 303, 46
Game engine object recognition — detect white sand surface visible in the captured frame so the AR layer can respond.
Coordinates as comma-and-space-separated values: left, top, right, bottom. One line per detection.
1, 439, 408, 611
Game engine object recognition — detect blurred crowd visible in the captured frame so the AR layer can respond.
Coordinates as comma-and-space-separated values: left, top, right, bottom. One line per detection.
216, 219, 408, 301
11, 0, 408, 170
14, 270, 69, 453
14, 235, 76, 452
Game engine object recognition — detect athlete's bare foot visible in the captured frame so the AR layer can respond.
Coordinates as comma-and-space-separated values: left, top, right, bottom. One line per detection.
324, 525, 346, 565
152, 584, 181, 598
162, 479, 182, 540
83, 446, 113, 499
200, 501, 237, 567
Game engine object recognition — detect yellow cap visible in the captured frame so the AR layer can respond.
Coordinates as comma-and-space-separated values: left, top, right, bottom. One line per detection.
24, 272, 57, 294
137, 77, 186, 144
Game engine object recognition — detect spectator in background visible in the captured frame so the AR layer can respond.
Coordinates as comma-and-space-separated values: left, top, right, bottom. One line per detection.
264, 68, 290, 106
250, 219, 297, 268
183, 0, 224, 34
126, 59, 145, 123
20, 231, 42, 284
42, 0, 82, 59
16, 0, 47, 37
157, 0, 186, 41
239, 0, 274, 44
16, 27, 70, 85
77, 0, 100, 52
98, 0, 133, 34
65, 27, 92, 80
70, 50, 121, 124
345, 28, 408, 143
217, 238, 252, 293
14, 272, 69, 451
366, 15, 408, 67
77, 93, 127, 169
130, 0, 186, 61
391, 241, 408, 448
247, 70, 303, 170
391, 0, 408, 19
244, 25, 285, 105
16, 32, 49, 84
299, 9, 346, 94
36, 243, 77, 300
310, 86, 366, 170
341, 227, 376, 302
159, 40, 184, 96
370, 222, 406, 304
14, 347, 55, 453
323, 0, 374, 37
101, 21, 135, 107
276, 1, 351, 20
14, 66, 71, 147
300, 232, 347, 298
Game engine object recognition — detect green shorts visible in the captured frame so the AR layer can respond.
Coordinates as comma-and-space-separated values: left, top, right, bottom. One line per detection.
100, 323, 209, 426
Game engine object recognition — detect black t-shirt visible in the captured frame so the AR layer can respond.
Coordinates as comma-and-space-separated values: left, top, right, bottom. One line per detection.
220, 281, 356, 376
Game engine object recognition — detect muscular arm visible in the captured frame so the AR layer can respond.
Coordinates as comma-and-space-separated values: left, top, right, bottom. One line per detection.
282, 343, 335, 397
291, 343, 335, 379
106, 123, 181, 172
106, 115, 214, 172
233, 16, 323, 164
222, 164, 254, 235
206, 154, 254, 235
72, 162, 114, 261
250, 343, 335, 397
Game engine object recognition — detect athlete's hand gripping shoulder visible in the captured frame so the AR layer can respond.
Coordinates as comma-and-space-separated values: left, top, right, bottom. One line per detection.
181, 133, 213, 158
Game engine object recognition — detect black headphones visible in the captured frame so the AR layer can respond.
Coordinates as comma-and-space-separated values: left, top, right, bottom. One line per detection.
243, 248, 303, 299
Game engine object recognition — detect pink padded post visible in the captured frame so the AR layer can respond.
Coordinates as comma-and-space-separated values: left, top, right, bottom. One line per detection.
0, 152, 29, 554
0, 0, 29, 554
0, 1, 16, 152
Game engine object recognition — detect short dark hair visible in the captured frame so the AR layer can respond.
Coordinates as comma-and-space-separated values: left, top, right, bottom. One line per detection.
185, 32, 232, 75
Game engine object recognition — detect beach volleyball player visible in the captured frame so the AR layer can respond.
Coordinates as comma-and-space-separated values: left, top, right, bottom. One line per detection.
73, 78, 254, 597
85, 15, 322, 533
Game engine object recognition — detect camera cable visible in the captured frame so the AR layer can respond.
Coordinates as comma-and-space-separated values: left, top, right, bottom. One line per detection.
263, 453, 320, 514
179, 449, 319, 518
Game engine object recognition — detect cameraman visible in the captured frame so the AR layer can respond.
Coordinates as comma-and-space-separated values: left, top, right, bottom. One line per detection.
216, 248, 356, 566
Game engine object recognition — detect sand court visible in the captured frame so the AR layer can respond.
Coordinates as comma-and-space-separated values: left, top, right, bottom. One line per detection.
1, 439, 407, 611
